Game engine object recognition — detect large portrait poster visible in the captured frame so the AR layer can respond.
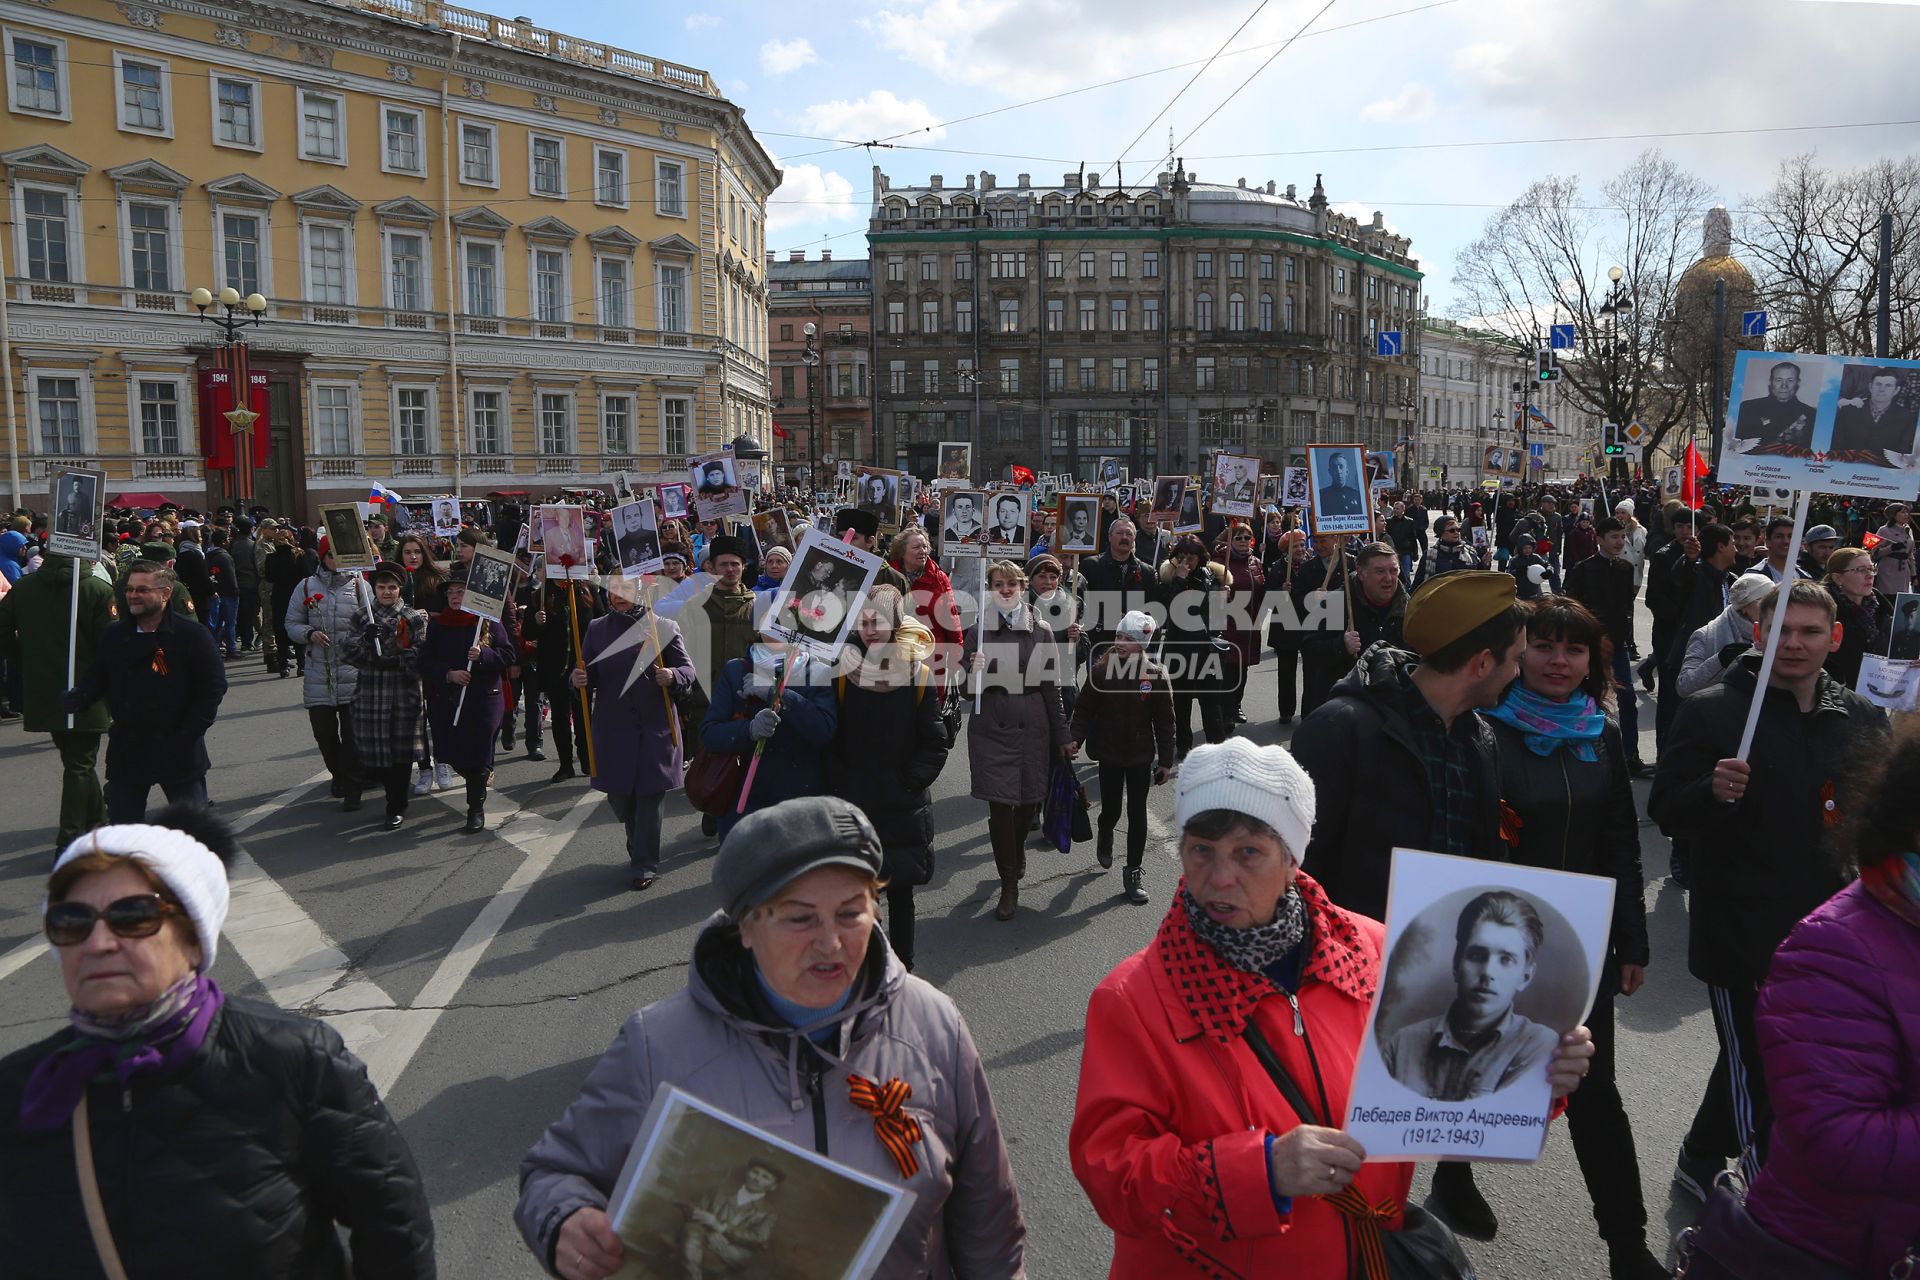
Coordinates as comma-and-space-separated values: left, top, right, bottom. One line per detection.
1345, 849, 1614, 1163
1720, 350, 1920, 498
1307, 443, 1372, 536
1055, 492, 1102, 555
764, 527, 885, 663
610, 499, 663, 578
605, 1086, 914, 1280
937, 441, 972, 485
854, 467, 904, 531
940, 489, 987, 556
537, 504, 590, 579
982, 490, 1029, 555
319, 503, 376, 570
1281, 466, 1311, 509
461, 544, 516, 621
689, 451, 749, 519
1210, 452, 1261, 521
47, 468, 104, 561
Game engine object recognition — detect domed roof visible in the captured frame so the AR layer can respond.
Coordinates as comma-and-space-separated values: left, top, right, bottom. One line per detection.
1678, 205, 1753, 292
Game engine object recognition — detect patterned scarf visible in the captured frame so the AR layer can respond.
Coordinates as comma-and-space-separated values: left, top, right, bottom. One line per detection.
1861, 851, 1920, 930
19, 971, 225, 1132
1181, 883, 1309, 975
1485, 682, 1605, 763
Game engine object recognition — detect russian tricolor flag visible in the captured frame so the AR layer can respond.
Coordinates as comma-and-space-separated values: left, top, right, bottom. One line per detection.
368, 482, 406, 507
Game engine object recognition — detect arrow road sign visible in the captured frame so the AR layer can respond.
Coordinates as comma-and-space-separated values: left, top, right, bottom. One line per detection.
1376, 330, 1402, 357
1742, 310, 1768, 338
1529, 442, 1547, 459
1549, 323, 1576, 350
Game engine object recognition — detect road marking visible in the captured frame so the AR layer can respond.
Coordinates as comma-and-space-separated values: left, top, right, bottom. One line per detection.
0, 937, 42, 984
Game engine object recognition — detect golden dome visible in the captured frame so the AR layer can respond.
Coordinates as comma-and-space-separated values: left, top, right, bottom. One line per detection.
1680, 254, 1754, 292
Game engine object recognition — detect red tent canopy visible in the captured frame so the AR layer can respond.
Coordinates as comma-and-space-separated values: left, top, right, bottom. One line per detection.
107, 493, 178, 509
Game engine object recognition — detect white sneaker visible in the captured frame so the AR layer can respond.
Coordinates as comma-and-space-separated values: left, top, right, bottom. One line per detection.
411, 767, 431, 797
433, 763, 455, 791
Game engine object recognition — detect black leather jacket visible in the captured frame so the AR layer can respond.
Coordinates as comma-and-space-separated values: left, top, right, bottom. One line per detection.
1488, 716, 1650, 967
0, 999, 435, 1279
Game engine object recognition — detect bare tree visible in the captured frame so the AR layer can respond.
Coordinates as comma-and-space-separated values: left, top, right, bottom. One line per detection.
1741, 153, 1920, 359
1451, 150, 1715, 463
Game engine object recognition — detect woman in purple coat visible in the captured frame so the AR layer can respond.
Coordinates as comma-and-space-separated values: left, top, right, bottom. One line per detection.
418, 568, 516, 832
568, 576, 695, 891
1684, 719, 1920, 1278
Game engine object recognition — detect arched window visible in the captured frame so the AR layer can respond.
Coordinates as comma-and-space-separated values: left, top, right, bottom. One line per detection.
1259, 294, 1274, 333
1227, 292, 1246, 331
1195, 292, 1214, 331
1284, 296, 1296, 332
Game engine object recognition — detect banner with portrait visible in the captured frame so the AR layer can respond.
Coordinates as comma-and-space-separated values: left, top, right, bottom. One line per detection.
1720, 350, 1920, 499
1345, 849, 1614, 1163
1054, 492, 1103, 555
689, 451, 749, 520
47, 468, 104, 561
1307, 444, 1373, 536
1210, 452, 1261, 522
318, 503, 376, 570
763, 527, 885, 664
940, 489, 988, 557
853, 466, 904, 531
461, 544, 517, 621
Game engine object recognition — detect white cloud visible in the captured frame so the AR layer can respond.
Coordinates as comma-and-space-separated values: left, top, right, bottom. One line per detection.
759, 37, 818, 75
1332, 202, 1403, 236
798, 90, 947, 144
683, 12, 720, 30
1359, 82, 1435, 125
767, 163, 856, 233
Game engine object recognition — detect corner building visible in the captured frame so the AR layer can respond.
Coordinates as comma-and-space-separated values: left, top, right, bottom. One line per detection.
1, 0, 775, 516
867, 163, 1422, 484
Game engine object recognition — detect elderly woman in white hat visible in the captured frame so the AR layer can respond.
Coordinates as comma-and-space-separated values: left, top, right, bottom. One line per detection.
1069, 739, 1595, 1280
0, 805, 433, 1278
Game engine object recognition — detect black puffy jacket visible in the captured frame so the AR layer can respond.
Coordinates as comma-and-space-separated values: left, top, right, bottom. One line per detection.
1292, 644, 1505, 922
1489, 717, 1650, 968
823, 663, 950, 882
0, 999, 434, 1279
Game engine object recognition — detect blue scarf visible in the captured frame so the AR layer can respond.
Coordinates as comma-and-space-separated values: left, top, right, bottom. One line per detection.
1486, 683, 1604, 762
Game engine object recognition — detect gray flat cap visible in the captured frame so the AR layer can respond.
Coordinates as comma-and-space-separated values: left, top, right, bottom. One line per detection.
714, 796, 884, 918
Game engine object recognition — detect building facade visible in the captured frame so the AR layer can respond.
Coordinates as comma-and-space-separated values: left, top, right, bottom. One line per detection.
765, 249, 869, 491
865, 163, 1422, 484
1417, 318, 1593, 486
1, 0, 776, 517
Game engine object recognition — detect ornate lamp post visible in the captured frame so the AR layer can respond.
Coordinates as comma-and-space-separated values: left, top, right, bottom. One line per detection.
190, 286, 269, 505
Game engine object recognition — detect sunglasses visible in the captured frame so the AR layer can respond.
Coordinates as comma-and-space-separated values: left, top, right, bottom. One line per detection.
44, 894, 180, 947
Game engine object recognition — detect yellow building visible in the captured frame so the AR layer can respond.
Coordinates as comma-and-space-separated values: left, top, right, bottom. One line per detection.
0, 0, 776, 516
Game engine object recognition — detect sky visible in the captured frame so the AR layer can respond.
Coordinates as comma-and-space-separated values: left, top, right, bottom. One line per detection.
559, 0, 1917, 314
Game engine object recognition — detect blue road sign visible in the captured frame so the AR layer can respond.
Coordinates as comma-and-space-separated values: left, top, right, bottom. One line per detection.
1742, 310, 1768, 338
1376, 330, 1402, 357
1528, 442, 1546, 459
1549, 323, 1576, 350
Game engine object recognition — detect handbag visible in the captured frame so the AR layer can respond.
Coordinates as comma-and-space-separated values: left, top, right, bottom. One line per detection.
683, 696, 760, 816
1676, 1171, 1915, 1280
1243, 1024, 1476, 1280
73, 1097, 132, 1280
1041, 758, 1078, 854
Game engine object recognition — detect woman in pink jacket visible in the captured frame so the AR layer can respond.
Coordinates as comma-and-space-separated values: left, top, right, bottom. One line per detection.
1683, 721, 1920, 1278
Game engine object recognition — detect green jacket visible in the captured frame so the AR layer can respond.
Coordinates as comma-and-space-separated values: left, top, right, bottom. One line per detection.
0, 556, 116, 732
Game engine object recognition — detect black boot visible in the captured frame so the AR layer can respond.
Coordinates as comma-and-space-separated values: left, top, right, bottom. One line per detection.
341, 790, 362, 813
1121, 866, 1148, 904
1429, 1163, 1496, 1239
1096, 825, 1114, 869
549, 763, 577, 785
1605, 1238, 1668, 1280
463, 807, 484, 833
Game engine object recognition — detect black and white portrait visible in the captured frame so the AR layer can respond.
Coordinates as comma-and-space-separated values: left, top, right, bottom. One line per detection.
1211, 452, 1260, 520
767, 529, 886, 661
658, 483, 690, 521
836, 460, 853, 482
611, 500, 662, 574
1149, 475, 1186, 524
1730, 356, 1824, 458
985, 492, 1028, 552
47, 470, 102, 558
692, 453, 737, 497
1116, 484, 1137, 511
1259, 474, 1283, 511
1058, 494, 1100, 554
1281, 466, 1310, 508
751, 507, 795, 554
1890, 593, 1920, 662
462, 545, 516, 621
941, 489, 987, 551
1366, 451, 1397, 489
855, 468, 901, 528
1097, 457, 1125, 489
738, 459, 763, 494
432, 497, 461, 538
611, 472, 635, 504
318, 504, 375, 570
1830, 364, 1920, 468
1174, 487, 1203, 533
938, 441, 972, 482
1307, 445, 1371, 536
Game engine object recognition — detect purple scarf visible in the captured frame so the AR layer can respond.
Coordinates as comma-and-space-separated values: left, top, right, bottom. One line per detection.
18, 972, 224, 1133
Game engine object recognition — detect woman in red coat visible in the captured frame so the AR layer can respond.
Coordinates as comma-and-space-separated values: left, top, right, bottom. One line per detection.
890, 527, 964, 678
1070, 738, 1595, 1279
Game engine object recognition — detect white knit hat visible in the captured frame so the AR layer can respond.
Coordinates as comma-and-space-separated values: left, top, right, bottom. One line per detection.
50, 824, 231, 967
1116, 610, 1156, 645
1173, 738, 1316, 862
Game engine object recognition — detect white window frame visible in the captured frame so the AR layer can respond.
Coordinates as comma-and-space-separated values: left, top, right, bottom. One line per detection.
528, 132, 566, 198
112, 50, 170, 137
128, 372, 192, 456
659, 393, 692, 456
26, 367, 96, 456
595, 254, 631, 329
460, 237, 502, 317
654, 157, 686, 218
457, 117, 498, 188
468, 386, 509, 455
654, 261, 688, 332
12, 180, 80, 283
528, 242, 571, 326
379, 102, 425, 176
380, 223, 431, 314
389, 383, 438, 456
599, 391, 633, 455
535, 388, 575, 455
309, 379, 362, 456
209, 72, 261, 152
6, 27, 70, 121
120, 195, 183, 294
594, 147, 628, 208
297, 87, 347, 165
298, 216, 355, 310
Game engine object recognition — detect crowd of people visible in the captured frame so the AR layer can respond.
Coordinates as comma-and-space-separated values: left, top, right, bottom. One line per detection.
1, 470, 1916, 1280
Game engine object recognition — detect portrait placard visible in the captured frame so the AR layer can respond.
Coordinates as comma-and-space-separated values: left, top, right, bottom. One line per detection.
982, 489, 1030, 555
1173, 485, 1204, 534
461, 544, 516, 621
1096, 456, 1127, 490
318, 503, 376, 570
1055, 492, 1102, 555
1888, 592, 1920, 660
536, 505, 590, 579
1281, 466, 1310, 508
940, 489, 988, 556
1345, 848, 1614, 1163
689, 452, 748, 519
1147, 475, 1187, 527
937, 441, 973, 484
46, 468, 104, 561
1719, 351, 1920, 499
1482, 445, 1522, 479
1857, 654, 1920, 711
610, 500, 663, 578
1366, 450, 1397, 490
1116, 484, 1137, 511
751, 507, 796, 555
658, 483, 690, 522
854, 466, 904, 531
1307, 444, 1372, 536
432, 496, 462, 538
605, 1085, 914, 1280
1258, 474, 1283, 511
738, 458, 763, 495
1210, 452, 1261, 521
764, 527, 885, 663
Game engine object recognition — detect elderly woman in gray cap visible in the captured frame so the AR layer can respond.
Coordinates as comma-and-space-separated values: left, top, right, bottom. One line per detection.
516, 795, 1027, 1280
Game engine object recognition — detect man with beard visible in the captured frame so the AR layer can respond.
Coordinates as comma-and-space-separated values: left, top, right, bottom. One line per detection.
1732, 362, 1819, 455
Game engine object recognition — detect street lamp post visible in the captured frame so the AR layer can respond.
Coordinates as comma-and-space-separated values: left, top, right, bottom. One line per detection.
1597, 265, 1635, 485
801, 321, 820, 497
190, 285, 269, 506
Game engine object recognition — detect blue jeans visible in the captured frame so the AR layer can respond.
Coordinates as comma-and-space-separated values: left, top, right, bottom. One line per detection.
1399, 552, 1415, 584
1611, 644, 1640, 759
105, 774, 209, 823
207, 596, 238, 655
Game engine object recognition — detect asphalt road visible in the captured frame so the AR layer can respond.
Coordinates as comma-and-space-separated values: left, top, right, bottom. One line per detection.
0, 610, 1717, 1278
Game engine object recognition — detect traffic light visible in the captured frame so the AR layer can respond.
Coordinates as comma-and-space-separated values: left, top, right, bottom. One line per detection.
1536, 348, 1560, 382
1603, 422, 1624, 456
